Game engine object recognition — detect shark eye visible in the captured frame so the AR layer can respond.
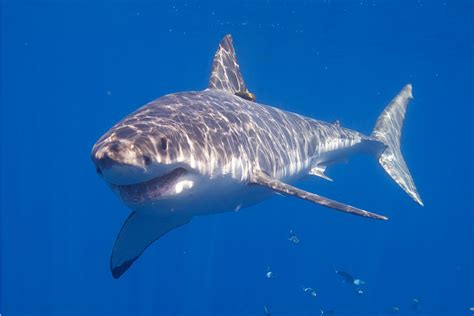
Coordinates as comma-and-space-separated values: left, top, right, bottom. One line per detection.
160, 138, 168, 151
110, 143, 120, 153
142, 155, 152, 165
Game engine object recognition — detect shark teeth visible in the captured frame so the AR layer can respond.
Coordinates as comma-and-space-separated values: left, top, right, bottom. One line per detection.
114, 168, 187, 203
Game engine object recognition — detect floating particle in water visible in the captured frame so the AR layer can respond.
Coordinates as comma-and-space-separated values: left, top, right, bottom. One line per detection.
355, 288, 364, 295
265, 267, 274, 279
288, 229, 299, 244
302, 286, 317, 298
264, 305, 271, 316
411, 298, 420, 311
320, 309, 335, 316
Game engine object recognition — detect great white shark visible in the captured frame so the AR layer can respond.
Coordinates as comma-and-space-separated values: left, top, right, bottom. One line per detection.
92, 35, 423, 278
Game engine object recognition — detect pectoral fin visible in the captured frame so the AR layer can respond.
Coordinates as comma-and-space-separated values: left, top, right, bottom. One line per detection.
110, 212, 191, 279
250, 170, 387, 220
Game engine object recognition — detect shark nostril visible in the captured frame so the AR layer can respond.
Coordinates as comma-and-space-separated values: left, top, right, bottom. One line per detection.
143, 155, 152, 165
97, 153, 115, 169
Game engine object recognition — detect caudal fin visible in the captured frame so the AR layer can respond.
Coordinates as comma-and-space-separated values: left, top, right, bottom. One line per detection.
371, 84, 423, 206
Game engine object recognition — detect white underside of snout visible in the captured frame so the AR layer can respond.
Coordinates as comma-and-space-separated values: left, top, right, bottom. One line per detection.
100, 164, 148, 185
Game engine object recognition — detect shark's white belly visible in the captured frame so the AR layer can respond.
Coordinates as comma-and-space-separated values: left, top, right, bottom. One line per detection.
131, 173, 274, 217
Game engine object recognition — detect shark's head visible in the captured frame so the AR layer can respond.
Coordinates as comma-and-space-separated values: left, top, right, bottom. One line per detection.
91, 102, 201, 208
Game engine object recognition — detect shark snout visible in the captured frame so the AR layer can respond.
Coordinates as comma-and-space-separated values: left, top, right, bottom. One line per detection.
94, 152, 122, 174
92, 140, 151, 185
92, 141, 129, 170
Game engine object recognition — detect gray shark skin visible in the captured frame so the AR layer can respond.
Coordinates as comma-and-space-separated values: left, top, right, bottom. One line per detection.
92, 35, 423, 278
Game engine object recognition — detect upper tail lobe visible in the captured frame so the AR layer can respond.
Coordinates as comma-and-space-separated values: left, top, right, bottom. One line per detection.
371, 84, 423, 206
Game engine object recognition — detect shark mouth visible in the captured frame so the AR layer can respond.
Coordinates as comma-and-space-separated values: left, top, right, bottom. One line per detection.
112, 167, 189, 203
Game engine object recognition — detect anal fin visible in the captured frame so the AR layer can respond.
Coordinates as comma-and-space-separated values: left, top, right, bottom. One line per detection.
250, 170, 387, 220
110, 212, 191, 279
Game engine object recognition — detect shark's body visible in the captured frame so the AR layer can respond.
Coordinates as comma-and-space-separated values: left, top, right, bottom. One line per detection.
92, 35, 423, 278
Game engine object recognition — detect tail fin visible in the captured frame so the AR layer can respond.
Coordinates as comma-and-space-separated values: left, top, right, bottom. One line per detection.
371, 84, 423, 206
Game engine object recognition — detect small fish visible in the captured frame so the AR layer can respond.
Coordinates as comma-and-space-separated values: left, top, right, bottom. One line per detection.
302, 286, 317, 297
288, 229, 300, 244
335, 269, 366, 289
353, 278, 365, 286
355, 288, 364, 295
264, 305, 271, 316
320, 308, 336, 315
390, 306, 400, 313
335, 270, 355, 284
265, 267, 274, 279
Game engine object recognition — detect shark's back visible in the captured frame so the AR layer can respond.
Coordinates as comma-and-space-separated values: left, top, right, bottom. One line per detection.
130, 88, 375, 181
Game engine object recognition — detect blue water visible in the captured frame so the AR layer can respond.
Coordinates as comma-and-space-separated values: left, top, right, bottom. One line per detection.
1, 1, 472, 315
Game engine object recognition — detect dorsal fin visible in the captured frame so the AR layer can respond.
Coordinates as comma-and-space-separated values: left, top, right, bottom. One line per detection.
208, 34, 254, 100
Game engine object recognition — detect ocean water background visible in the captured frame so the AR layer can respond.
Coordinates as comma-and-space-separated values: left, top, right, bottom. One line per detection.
1, 1, 472, 315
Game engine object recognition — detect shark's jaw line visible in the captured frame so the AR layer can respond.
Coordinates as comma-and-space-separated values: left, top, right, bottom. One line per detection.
110, 167, 189, 204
